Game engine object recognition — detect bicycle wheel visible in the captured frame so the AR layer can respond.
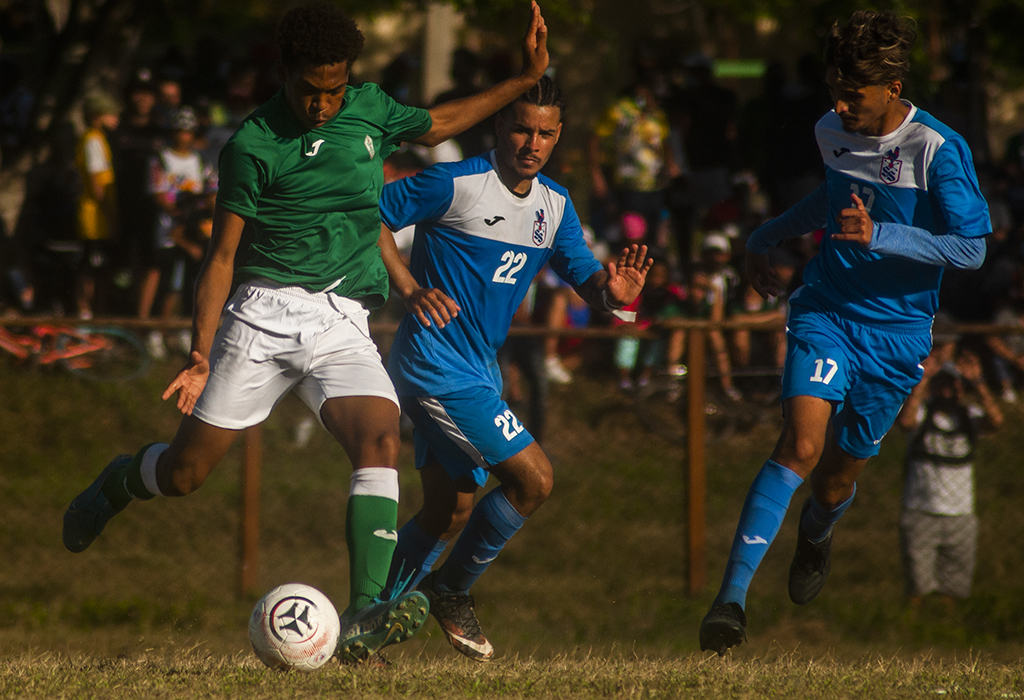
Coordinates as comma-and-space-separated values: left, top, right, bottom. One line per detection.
59, 327, 152, 382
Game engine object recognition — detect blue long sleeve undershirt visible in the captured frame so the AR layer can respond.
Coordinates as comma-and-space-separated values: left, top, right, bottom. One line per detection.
867, 221, 986, 270
746, 182, 988, 270
745, 185, 827, 255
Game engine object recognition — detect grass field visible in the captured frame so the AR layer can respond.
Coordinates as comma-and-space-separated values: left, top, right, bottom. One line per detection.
3, 345, 1024, 698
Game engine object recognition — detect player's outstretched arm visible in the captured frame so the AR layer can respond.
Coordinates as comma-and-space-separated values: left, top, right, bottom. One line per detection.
162, 205, 244, 414
577, 244, 653, 311
414, 1, 548, 147
378, 224, 460, 328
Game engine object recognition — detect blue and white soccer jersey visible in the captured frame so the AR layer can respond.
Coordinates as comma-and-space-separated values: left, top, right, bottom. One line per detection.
380, 152, 602, 485
783, 103, 989, 458
805, 103, 990, 328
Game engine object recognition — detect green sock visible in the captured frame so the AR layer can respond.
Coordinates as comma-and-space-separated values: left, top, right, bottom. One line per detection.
101, 442, 162, 511
345, 493, 399, 613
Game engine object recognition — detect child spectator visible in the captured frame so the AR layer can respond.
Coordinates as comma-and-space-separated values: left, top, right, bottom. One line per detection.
897, 349, 1003, 608
138, 105, 216, 359
689, 232, 742, 401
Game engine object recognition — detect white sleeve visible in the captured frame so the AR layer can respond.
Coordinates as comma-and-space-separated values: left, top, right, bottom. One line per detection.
84, 134, 111, 174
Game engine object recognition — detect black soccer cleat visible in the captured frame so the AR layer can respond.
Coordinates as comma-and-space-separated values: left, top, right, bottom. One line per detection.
63, 454, 132, 553
699, 602, 747, 656
419, 573, 494, 662
788, 498, 833, 605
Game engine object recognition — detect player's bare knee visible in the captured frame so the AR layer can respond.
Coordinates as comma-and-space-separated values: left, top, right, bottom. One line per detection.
507, 469, 552, 515
774, 435, 823, 475
354, 427, 400, 467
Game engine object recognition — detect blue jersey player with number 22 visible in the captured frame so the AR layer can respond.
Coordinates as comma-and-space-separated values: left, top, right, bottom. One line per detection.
699, 10, 991, 655
377, 76, 651, 662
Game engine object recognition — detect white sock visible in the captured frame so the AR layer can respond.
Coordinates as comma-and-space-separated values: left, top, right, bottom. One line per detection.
349, 467, 399, 502
140, 443, 170, 497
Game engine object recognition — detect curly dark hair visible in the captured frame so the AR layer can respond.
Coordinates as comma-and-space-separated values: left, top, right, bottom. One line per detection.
501, 75, 565, 118
276, 1, 365, 70
824, 10, 916, 89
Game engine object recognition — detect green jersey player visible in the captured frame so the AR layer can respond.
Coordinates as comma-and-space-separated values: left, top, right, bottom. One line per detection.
63, 0, 549, 666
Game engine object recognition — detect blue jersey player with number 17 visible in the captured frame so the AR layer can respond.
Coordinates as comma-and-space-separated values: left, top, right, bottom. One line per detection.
699, 10, 991, 656
377, 76, 651, 662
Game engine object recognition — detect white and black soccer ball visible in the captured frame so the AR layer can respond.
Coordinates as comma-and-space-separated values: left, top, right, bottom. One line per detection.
249, 583, 340, 672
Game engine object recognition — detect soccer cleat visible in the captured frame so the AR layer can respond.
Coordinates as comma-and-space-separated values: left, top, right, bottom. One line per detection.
699, 602, 747, 656
788, 498, 833, 605
419, 573, 494, 662
335, 590, 429, 665
62, 454, 132, 553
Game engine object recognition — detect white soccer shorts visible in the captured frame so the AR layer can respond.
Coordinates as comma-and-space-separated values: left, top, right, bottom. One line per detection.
191, 279, 399, 430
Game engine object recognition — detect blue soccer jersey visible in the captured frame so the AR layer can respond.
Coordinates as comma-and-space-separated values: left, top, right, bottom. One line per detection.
380, 152, 603, 397
803, 103, 990, 328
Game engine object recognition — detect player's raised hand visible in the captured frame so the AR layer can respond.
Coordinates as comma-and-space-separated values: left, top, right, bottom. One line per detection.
605, 244, 653, 307
832, 192, 874, 246
162, 350, 210, 415
520, 1, 549, 83
405, 287, 461, 329
746, 250, 786, 299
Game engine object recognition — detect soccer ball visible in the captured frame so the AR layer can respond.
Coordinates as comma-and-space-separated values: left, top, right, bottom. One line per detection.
249, 583, 340, 672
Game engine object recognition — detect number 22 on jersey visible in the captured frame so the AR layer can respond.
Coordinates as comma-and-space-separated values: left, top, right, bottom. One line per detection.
495, 410, 524, 441
492, 251, 527, 285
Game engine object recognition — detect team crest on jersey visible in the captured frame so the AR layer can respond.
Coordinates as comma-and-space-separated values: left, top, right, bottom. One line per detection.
532, 209, 547, 246
879, 146, 902, 184
364, 135, 375, 159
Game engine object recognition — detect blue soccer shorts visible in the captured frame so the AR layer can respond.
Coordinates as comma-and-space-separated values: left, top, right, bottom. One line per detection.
781, 297, 931, 459
400, 388, 535, 487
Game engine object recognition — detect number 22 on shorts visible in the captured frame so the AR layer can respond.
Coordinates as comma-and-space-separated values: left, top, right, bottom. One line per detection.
494, 410, 524, 441
809, 357, 839, 384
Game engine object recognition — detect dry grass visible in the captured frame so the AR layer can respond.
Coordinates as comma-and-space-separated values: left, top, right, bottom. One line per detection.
1, 651, 1022, 699
3, 350, 1024, 696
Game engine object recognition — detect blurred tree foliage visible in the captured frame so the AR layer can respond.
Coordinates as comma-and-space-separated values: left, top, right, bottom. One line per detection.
1, 0, 1021, 180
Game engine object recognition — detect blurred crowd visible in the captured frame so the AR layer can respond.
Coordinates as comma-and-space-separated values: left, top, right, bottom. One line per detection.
0, 48, 274, 359
3, 39, 1024, 424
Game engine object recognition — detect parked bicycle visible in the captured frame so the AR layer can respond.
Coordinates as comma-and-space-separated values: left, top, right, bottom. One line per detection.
0, 322, 151, 382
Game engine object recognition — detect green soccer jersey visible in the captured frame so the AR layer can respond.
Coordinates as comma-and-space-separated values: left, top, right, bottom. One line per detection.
217, 83, 432, 308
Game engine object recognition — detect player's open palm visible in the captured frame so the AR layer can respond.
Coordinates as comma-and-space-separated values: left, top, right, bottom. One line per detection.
162, 351, 210, 415
605, 244, 653, 307
520, 0, 549, 82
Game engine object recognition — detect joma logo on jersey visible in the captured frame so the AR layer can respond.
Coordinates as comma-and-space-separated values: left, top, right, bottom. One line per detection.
532, 209, 547, 246
880, 146, 902, 184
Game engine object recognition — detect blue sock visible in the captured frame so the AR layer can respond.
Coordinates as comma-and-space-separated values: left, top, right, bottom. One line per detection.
434, 488, 526, 595
385, 517, 448, 595
801, 485, 856, 543
715, 459, 804, 609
